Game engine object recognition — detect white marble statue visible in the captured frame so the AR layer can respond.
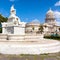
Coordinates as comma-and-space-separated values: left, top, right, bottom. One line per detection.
2, 5, 26, 35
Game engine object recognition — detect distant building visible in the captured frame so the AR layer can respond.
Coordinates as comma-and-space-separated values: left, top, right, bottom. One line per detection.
1, 5, 60, 35
43, 8, 60, 34
26, 8, 60, 35
25, 19, 40, 34
45, 8, 56, 25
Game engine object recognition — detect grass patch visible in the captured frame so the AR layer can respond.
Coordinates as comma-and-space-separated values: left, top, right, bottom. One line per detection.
0, 53, 59, 60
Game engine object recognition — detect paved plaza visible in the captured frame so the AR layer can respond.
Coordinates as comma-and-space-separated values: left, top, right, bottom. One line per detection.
0, 39, 59, 55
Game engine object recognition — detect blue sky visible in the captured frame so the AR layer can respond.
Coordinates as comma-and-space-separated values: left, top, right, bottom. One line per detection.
0, 0, 60, 24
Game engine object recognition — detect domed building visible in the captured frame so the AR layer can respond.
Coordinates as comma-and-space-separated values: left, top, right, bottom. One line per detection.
25, 19, 41, 34
45, 8, 56, 25
43, 8, 57, 34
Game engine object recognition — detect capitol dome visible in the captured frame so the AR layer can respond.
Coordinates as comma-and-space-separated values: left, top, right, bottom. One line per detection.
45, 8, 56, 25
26, 19, 40, 26
46, 8, 55, 19
47, 8, 54, 15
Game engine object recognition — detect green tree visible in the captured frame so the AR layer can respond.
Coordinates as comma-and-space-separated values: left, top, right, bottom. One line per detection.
32, 26, 34, 31
0, 28, 2, 33
0, 14, 8, 23
0, 14, 8, 33
39, 25, 43, 34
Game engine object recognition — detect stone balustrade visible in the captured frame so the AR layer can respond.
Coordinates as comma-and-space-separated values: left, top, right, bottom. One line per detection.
0, 34, 7, 40
0, 34, 44, 41
0, 34, 60, 55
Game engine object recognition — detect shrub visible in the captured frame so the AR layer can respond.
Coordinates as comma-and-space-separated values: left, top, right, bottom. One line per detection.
0, 28, 2, 33
44, 34, 60, 40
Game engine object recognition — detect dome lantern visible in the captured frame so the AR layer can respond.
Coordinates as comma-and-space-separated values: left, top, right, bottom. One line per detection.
47, 8, 54, 15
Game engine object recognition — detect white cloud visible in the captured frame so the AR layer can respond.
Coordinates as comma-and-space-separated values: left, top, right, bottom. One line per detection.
54, 11, 60, 18
54, 11, 60, 26
55, 0, 60, 6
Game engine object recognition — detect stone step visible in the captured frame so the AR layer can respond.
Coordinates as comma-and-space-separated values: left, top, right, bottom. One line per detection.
0, 41, 59, 55
0, 36, 7, 40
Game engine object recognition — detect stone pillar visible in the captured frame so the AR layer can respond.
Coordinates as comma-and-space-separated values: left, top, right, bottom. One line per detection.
1, 23, 7, 34
2, 27, 5, 34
